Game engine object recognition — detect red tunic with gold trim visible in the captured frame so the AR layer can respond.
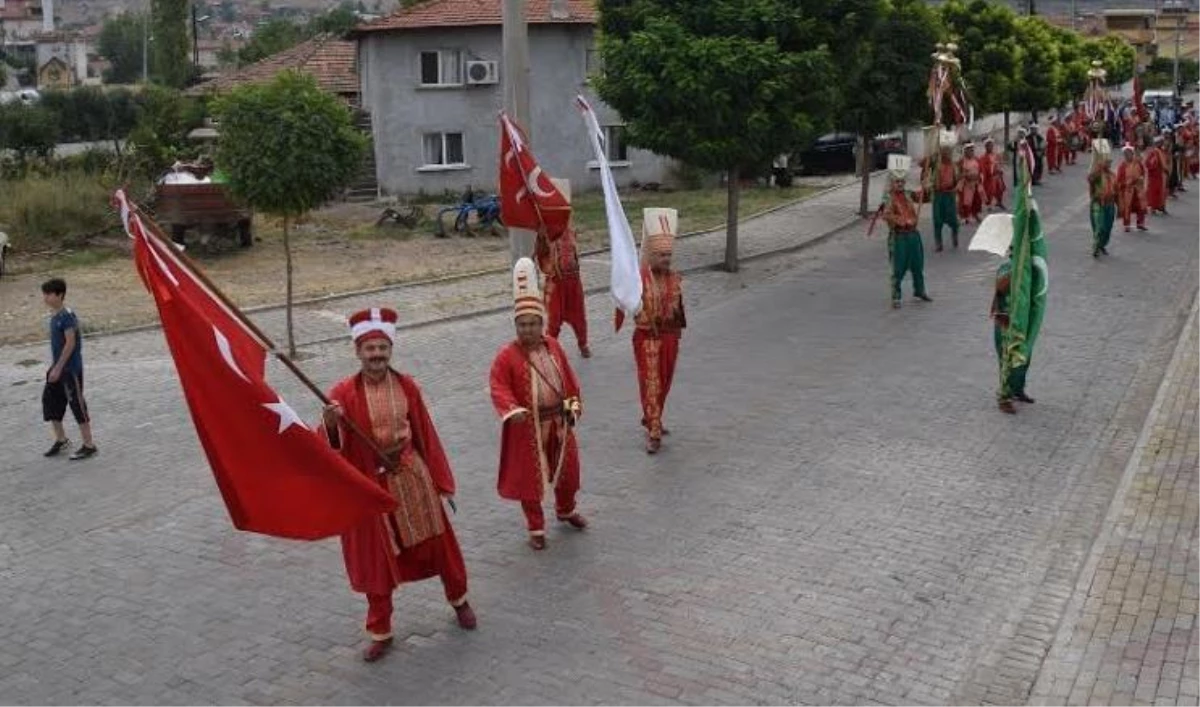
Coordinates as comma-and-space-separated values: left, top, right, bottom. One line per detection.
323, 371, 467, 597
957, 155, 985, 220
633, 266, 686, 440
1116, 158, 1147, 221
488, 336, 582, 503
536, 226, 589, 347
1144, 146, 1168, 211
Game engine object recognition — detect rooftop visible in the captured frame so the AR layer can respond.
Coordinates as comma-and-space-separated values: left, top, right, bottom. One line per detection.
188, 34, 357, 96
353, 0, 596, 34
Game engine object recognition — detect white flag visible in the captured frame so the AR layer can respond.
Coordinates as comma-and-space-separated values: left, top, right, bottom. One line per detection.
576, 95, 642, 322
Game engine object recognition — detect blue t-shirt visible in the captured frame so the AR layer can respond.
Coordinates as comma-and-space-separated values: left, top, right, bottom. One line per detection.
49, 308, 83, 376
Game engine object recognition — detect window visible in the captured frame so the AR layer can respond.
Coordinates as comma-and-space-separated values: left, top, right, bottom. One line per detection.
423, 132, 465, 166
419, 50, 462, 86
603, 125, 628, 162
584, 47, 603, 78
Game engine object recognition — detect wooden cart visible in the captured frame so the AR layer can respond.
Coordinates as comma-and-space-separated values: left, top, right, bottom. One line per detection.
153, 182, 253, 248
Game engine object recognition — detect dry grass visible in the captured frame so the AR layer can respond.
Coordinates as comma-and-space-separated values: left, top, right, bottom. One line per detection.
0, 170, 118, 251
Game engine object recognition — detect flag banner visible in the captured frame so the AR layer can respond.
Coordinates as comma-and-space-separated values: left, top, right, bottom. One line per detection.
115, 190, 396, 540
498, 113, 571, 236
575, 95, 642, 326
1000, 182, 1048, 385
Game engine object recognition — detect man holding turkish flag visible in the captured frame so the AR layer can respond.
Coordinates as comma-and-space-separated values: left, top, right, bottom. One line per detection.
118, 190, 397, 542
499, 113, 571, 236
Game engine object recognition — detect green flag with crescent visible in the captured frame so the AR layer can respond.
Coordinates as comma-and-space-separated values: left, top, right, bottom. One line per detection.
1001, 172, 1048, 393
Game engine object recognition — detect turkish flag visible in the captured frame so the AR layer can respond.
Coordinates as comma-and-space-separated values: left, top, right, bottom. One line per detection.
119, 192, 397, 540
498, 113, 571, 237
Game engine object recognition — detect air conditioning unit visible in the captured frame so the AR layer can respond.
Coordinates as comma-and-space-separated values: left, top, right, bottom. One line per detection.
465, 60, 499, 85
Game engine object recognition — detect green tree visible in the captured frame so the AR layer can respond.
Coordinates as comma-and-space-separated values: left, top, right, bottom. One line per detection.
596, 0, 870, 272
1045, 25, 1092, 108
1094, 35, 1135, 87
1011, 16, 1061, 120
127, 86, 205, 174
939, 0, 1019, 140
842, 0, 943, 215
306, 3, 359, 35
214, 71, 366, 355
98, 12, 147, 84
0, 104, 60, 165
236, 18, 305, 66
151, 0, 191, 88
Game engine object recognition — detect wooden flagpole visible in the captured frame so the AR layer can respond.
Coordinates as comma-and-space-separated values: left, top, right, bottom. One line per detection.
127, 197, 396, 471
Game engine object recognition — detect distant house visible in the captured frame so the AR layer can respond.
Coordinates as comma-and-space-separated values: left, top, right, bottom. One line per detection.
188, 33, 359, 103
351, 0, 673, 196
34, 31, 91, 88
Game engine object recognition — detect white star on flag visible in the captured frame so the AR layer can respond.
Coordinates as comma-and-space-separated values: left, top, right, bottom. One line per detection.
263, 397, 307, 434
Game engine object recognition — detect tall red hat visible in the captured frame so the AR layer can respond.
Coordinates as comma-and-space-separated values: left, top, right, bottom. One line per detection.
348, 307, 398, 345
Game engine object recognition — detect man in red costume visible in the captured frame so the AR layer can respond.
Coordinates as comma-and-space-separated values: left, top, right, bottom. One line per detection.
321, 307, 476, 663
628, 208, 687, 454
489, 258, 587, 551
1045, 115, 1063, 174
536, 179, 591, 358
1115, 144, 1148, 232
957, 142, 986, 224
980, 138, 1006, 211
1144, 135, 1169, 216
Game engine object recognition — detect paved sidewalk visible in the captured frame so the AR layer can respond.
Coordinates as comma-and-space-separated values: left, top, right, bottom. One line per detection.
1029, 302, 1199, 707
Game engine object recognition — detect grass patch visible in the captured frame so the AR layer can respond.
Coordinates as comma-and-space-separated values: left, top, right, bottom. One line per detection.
54, 249, 118, 269
570, 185, 817, 241
0, 170, 118, 250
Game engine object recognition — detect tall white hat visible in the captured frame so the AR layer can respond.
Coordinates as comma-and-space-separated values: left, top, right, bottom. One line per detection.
512, 257, 545, 320
887, 153, 911, 181
938, 129, 957, 149
641, 207, 677, 256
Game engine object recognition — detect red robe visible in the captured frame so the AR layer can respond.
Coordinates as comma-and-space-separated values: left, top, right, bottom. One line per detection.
1046, 125, 1062, 173
633, 266, 686, 440
1116, 158, 1147, 227
980, 150, 1006, 207
957, 156, 986, 221
536, 227, 589, 349
323, 372, 466, 597
489, 337, 582, 503
1144, 147, 1168, 211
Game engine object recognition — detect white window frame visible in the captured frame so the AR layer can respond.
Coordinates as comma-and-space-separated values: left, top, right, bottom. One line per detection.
418, 131, 469, 171
418, 49, 463, 87
584, 46, 603, 79
587, 125, 632, 169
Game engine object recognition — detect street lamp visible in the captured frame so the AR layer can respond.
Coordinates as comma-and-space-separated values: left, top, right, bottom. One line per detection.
192, 8, 212, 78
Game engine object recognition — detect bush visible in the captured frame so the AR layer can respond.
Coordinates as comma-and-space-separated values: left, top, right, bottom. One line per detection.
667, 161, 711, 190
127, 85, 206, 175
0, 103, 59, 162
0, 170, 118, 250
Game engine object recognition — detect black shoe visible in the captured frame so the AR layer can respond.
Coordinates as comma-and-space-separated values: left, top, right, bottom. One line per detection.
1100, 247, 1109, 255
916, 293, 933, 302
1014, 392, 1036, 404
1092, 249, 1100, 258
68, 445, 97, 461
44, 439, 70, 457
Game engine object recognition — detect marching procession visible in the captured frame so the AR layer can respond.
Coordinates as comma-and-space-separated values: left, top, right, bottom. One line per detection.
869, 48, 1197, 419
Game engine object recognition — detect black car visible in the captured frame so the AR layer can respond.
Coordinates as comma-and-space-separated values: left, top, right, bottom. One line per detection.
793, 132, 906, 175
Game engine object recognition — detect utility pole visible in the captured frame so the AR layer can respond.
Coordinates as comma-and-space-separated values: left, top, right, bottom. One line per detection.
502, 0, 534, 264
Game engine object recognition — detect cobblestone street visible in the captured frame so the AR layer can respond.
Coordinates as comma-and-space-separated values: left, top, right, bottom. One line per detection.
0, 157, 1196, 704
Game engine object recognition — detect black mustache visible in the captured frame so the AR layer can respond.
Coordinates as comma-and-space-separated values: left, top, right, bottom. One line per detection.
368, 357, 388, 363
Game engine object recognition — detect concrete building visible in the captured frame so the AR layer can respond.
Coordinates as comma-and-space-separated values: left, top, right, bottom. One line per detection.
34, 31, 92, 88
352, 0, 673, 196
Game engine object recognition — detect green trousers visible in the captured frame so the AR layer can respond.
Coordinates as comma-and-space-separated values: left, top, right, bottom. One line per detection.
994, 324, 1029, 399
889, 231, 927, 302
932, 191, 959, 248
1090, 201, 1115, 253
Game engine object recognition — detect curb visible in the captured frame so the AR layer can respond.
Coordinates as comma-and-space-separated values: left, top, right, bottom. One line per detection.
50, 175, 867, 347
1027, 289, 1199, 698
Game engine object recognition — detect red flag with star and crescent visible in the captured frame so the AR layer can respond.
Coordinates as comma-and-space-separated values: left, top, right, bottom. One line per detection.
499, 113, 571, 238
116, 191, 396, 541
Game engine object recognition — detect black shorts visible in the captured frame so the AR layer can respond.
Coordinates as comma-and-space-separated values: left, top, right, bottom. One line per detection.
42, 371, 89, 424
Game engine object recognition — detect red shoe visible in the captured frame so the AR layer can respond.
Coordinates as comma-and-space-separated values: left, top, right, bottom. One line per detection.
528, 534, 546, 551
998, 399, 1017, 415
557, 512, 588, 530
362, 637, 393, 663
454, 602, 477, 630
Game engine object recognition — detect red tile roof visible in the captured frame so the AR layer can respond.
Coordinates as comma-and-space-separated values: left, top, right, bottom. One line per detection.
354, 0, 596, 33
189, 34, 358, 96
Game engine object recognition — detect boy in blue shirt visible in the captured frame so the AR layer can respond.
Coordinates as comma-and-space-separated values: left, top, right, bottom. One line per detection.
41, 278, 97, 460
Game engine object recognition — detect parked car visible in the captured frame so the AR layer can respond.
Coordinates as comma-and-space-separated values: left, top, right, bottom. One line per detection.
793, 132, 906, 175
